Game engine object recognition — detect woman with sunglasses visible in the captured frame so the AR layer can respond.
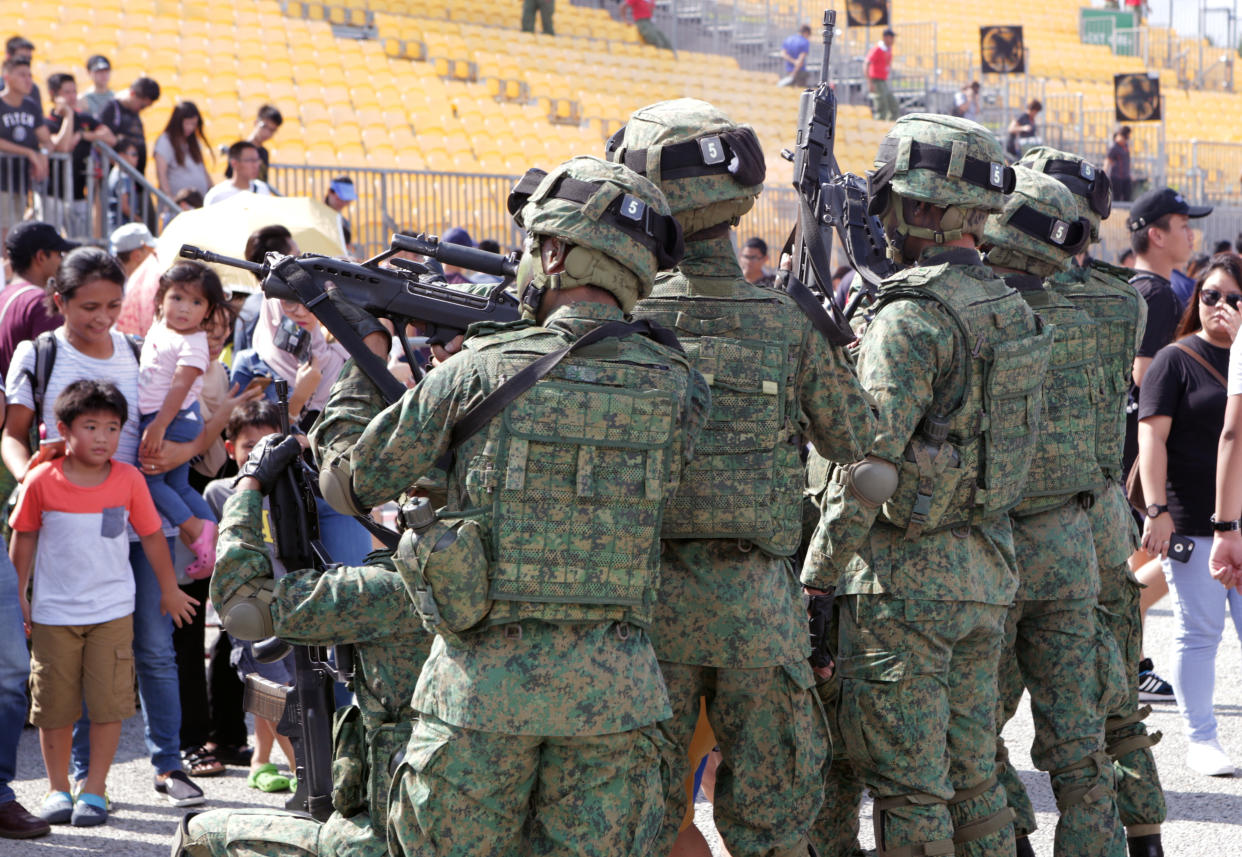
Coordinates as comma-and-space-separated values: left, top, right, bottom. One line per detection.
1137, 252, 1242, 776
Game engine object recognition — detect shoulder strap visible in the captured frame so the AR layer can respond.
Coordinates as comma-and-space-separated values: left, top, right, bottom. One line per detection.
0, 284, 40, 330
443, 319, 679, 461
30, 331, 57, 427
1172, 339, 1228, 389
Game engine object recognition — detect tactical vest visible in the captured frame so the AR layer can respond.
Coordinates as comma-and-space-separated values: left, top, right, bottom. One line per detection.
1010, 282, 1104, 517
1048, 260, 1144, 480
876, 263, 1053, 536
457, 324, 694, 627
630, 273, 808, 555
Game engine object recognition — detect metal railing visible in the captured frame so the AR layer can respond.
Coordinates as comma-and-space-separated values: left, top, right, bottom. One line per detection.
1099, 201, 1242, 264
0, 152, 75, 239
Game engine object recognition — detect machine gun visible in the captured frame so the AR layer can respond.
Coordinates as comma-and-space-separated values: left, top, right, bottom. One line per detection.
781, 10, 896, 334
180, 232, 521, 396
240, 379, 351, 822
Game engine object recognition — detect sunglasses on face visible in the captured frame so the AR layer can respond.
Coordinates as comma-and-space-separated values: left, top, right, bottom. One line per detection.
1200, 289, 1242, 309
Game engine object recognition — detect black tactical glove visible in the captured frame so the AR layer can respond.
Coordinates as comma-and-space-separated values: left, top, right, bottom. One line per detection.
233, 434, 303, 495
325, 282, 391, 349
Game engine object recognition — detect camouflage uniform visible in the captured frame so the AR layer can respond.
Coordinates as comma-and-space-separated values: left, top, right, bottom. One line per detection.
982, 165, 1127, 857
610, 99, 876, 857
804, 115, 1050, 857
1019, 147, 1167, 856
174, 491, 431, 857
312, 156, 710, 857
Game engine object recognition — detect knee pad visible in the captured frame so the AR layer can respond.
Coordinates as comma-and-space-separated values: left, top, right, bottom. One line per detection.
1049, 750, 1115, 812
872, 793, 954, 857
837, 456, 899, 508
1106, 705, 1163, 758
219, 578, 277, 642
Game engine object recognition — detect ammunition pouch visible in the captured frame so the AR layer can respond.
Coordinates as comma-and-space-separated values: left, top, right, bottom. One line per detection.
880, 433, 963, 539
394, 516, 491, 646
331, 705, 413, 835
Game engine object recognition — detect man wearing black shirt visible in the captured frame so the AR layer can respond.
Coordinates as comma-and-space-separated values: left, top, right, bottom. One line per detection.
0, 57, 50, 240
3, 36, 41, 120
1005, 99, 1041, 159
44, 73, 115, 237
99, 76, 160, 177
1123, 187, 1213, 480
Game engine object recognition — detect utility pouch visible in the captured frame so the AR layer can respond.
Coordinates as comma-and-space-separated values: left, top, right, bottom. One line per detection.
366, 720, 412, 836
330, 704, 366, 818
395, 516, 492, 645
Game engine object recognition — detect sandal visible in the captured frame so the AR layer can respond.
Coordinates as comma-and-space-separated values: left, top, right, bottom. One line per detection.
247, 763, 291, 793
181, 745, 225, 777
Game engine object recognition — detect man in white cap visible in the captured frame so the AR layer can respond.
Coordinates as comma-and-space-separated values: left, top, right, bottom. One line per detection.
112, 222, 163, 337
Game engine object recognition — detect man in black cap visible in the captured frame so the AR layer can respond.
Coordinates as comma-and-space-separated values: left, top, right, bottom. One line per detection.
83, 55, 114, 119
1123, 186, 1213, 477
0, 221, 74, 377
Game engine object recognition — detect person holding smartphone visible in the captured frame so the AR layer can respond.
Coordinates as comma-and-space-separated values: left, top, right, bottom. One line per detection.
1137, 252, 1242, 776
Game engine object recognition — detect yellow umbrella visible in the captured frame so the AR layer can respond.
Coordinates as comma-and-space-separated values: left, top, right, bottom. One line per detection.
156, 193, 347, 295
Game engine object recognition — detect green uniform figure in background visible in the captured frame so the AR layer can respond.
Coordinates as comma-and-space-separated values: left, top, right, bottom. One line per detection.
607, 98, 877, 857
521, 0, 554, 35
172, 481, 432, 857
1019, 147, 1167, 857
980, 165, 1127, 857
312, 155, 709, 857
803, 114, 1052, 857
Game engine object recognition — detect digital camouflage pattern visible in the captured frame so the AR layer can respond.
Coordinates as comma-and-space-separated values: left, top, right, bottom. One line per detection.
652, 661, 827, 857
514, 154, 677, 312
874, 114, 1010, 213
311, 294, 707, 857
183, 489, 432, 857
982, 166, 1086, 279
1019, 145, 1107, 243
803, 246, 1043, 857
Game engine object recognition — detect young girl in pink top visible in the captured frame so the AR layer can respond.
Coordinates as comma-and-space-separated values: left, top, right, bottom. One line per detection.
137, 261, 227, 578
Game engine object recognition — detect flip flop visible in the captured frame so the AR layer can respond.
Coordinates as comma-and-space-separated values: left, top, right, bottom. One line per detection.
181, 745, 225, 777
247, 763, 291, 793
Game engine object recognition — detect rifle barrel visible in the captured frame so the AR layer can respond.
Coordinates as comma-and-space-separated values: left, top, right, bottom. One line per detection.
391, 232, 517, 278
819, 10, 835, 86
179, 244, 265, 275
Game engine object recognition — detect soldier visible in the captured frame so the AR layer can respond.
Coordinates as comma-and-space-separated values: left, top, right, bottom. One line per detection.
803, 114, 1051, 857
605, 98, 877, 857
311, 155, 709, 857
170, 445, 431, 857
1019, 146, 1167, 857
980, 165, 1127, 857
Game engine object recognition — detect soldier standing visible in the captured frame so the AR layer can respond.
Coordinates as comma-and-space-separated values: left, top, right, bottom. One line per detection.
803, 114, 1051, 857
607, 98, 877, 857
170, 437, 431, 857
311, 155, 709, 857
1019, 146, 1167, 857
980, 165, 1127, 857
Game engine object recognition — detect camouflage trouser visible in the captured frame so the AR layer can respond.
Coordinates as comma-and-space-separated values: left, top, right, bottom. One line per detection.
387, 713, 667, 857
1097, 557, 1167, 833
654, 661, 827, 857
520, 0, 554, 34
178, 808, 384, 857
995, 597, 1127, 856
837, 594, 1014, 857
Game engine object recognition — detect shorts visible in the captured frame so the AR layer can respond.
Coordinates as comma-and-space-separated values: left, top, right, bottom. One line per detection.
30, 614, 136, 728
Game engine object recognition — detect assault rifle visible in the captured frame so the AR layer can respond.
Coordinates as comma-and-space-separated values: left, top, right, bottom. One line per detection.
180, 232, 521, 396
781, 10, 896, 335
241, 379, 352, 822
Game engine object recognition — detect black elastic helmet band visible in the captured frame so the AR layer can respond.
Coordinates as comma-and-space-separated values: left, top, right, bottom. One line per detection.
607, 127, 766, 186
1038, 158, 1112, 218
871, 137, 1017, 209
1007, 205, 1091, 256
505, 169, 684, 268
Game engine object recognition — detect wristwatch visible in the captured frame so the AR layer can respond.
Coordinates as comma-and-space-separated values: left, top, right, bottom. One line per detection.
1146, 503, 1169, 518
1210, 514, 1241, 532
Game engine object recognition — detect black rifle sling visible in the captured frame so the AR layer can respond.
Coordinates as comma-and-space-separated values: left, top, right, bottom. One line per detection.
443, 319, 679, 461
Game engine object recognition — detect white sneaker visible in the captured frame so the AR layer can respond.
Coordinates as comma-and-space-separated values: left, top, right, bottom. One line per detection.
1187, 739, 1237, 776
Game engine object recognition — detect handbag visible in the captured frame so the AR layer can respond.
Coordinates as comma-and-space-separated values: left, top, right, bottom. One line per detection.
1125, 337, 1229, 512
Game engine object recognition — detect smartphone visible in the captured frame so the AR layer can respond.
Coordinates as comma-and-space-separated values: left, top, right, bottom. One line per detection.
1168, 534, 1196, 564
244, 376, 272, 395
273, 316, 311, 360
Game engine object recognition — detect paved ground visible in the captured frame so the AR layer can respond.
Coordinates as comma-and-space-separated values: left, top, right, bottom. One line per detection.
7, 601, 1242, 855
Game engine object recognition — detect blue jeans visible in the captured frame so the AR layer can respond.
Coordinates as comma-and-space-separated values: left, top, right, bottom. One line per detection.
0, 535, 29, 805
140, 404, 215, 527
72, 537, 182, 778
1162, 535, 1242, 743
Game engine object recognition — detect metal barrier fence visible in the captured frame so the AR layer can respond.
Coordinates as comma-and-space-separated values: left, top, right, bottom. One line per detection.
0, 152, 75, 239
1099, 201, 1242, 264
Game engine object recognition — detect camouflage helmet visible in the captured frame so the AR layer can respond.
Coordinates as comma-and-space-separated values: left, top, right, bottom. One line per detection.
982, 165, 1091, 278
605, 98, 766, 237
508, 155, 683, 314
1018, 145, 1112, 244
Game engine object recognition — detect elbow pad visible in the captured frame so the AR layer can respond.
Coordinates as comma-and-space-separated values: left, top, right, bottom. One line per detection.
320, 459, 368, 517
839, 456, 899, 508
220, 578, 277, 642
